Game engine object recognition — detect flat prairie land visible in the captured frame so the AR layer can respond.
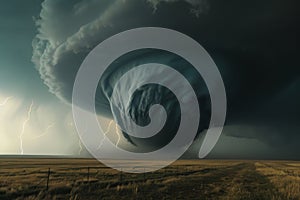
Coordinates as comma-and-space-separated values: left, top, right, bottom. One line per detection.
0, 158, 299, 200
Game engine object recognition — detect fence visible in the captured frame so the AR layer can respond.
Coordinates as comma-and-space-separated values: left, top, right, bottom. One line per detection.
39, 165, 192, 191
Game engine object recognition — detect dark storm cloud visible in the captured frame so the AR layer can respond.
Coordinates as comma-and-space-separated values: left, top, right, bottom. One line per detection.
33, 0, 300, 157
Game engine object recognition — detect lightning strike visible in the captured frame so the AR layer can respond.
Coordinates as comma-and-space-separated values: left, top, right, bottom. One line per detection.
97, 120, 114, 150
115, 123, 121, 147
32, 123, 55, 140
0, 97, 12, 106
20, 101, 34, 155
78, 139, 83, 155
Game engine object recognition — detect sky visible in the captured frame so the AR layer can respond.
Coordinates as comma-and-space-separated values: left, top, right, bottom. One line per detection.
0, 0, 299, 159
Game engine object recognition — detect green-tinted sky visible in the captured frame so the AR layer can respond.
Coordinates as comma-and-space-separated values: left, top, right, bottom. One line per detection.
0, 0, 48, 99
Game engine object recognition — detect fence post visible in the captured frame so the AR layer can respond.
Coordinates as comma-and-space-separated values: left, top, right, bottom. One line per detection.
119, 169, 123, 183
46, 168, 50, 190
87, 167, 90, 182
143, 168, 146, 182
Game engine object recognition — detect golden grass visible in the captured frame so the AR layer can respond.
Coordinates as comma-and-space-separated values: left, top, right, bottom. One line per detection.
255, 162, 300, 200
0, 158, 299, 199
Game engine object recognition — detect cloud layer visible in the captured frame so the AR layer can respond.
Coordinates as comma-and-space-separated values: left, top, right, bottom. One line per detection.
32, 0, 300, 158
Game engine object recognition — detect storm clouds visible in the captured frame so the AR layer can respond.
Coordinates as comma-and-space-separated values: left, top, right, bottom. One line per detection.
32, 0, 300, 158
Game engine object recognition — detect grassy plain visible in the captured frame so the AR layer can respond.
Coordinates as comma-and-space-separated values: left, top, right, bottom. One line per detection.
0, 158, 299, 199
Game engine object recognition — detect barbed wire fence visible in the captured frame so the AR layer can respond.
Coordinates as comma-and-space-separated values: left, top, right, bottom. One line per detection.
40, 165, 194, 191
0, 164, 203, 199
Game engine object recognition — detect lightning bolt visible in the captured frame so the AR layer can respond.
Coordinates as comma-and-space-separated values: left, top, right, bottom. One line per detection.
0, 97, 12, 106
20, 101, 34, 155
32, 123, 55, 140
78, 139, 83, 155
115, 123, 121, 147
97, 120, 114, 150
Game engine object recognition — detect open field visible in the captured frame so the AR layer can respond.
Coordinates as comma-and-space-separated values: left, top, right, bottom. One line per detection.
0, 158, 300, 199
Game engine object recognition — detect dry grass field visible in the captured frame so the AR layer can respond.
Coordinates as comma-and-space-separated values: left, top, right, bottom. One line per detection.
0, 158, 299, 199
